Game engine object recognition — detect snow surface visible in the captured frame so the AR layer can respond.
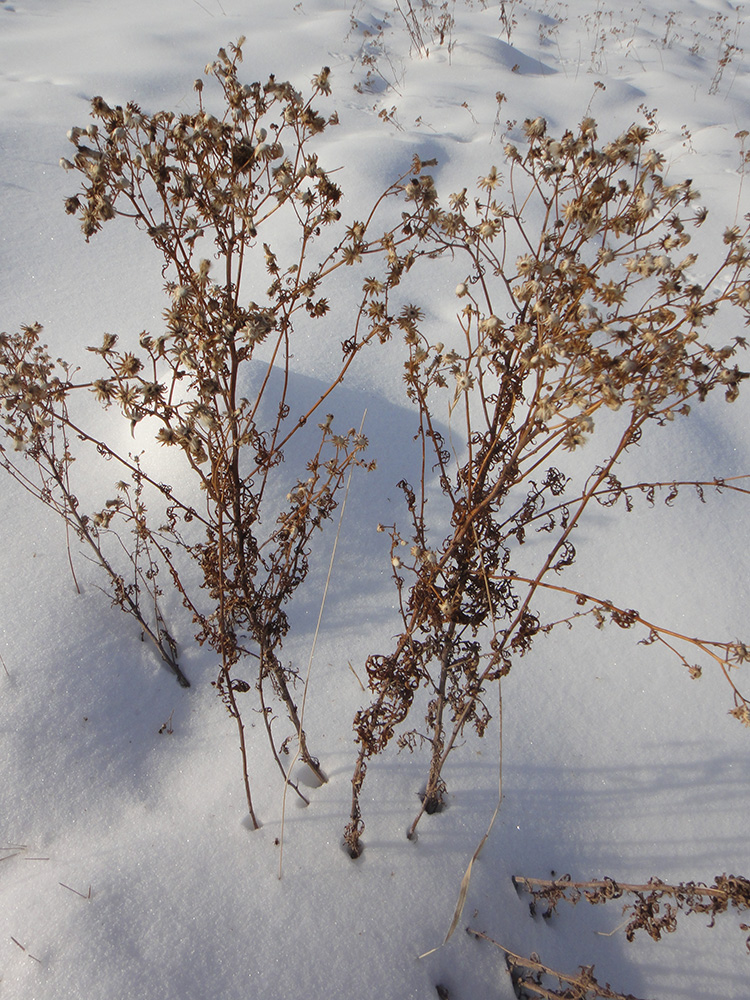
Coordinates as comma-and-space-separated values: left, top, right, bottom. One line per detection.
1, 1, 750, 998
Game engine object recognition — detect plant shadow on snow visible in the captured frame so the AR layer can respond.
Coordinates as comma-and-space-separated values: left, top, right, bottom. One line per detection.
501, 749, 750, 874
111, 358, 440, 692
470, 742, 750, 999
1, 586, 196, 844
236, 362, 430, 626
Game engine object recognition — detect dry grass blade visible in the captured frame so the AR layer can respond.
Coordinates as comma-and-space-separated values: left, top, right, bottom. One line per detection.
418, 797, 500, 958
59, 882, 92, 900
10, 937, 42, 963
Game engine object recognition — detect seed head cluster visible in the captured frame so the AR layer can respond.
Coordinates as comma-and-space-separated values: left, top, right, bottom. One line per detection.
1, 45, 748, 855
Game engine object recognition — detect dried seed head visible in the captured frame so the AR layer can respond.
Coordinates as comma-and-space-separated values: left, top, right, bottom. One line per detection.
311, 66, 331, 95
524, 116, 547, 138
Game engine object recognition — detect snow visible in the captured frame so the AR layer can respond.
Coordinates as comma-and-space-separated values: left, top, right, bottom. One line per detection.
1, 1, 749, 998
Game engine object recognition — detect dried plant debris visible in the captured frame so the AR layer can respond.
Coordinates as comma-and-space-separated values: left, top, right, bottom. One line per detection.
514, 873, 750, 951
467, 928, 647, 1000
344, 115, 750, 856
1, 43, 748, 852
1, 41, 403, 827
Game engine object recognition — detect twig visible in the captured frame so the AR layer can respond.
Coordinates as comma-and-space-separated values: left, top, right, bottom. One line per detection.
513, 872, 750, 949
514, 874, 744, 901
10, 937, 42, 963
506, 573, 750, 711
59, 882, 92, 900
278, 411, 366, 878
348, 659, 366, 691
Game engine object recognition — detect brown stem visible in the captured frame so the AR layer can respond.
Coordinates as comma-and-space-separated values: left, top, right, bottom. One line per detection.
418, 636, 454, 817
41, 445, 190, 688
466, 928, 645, 1000
257, 664, 310, 806
216, 503, 259, 829
423, 420, 644, 808
224, 672, 260, 830
507, 574, 749, 707
344, 756, 367, 859
261, 646, 327, 785
513, 875, 744, 902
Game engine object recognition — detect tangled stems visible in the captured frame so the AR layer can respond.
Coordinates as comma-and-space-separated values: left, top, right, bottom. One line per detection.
466, 928, 648, 1000
344, 115, 750, 857
2, 48, 749, 847
1, 42, 414, 826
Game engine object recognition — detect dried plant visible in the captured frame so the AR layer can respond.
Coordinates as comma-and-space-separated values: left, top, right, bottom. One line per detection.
354, 1, 746, 101
708, 10, 745, 97
499, 1, 519, 44
344, 116, 750, 857
2, 35, 749, 868
513, 872, 750, 952
347, 7, 406, 96
393, 0, 457, 55
0, 338, 190, 687
0, 41, 411, 828
348, 0, 475, 96
466, 928, 646, 1000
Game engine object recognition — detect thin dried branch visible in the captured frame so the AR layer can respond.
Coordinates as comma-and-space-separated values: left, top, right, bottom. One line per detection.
513, 873, 750, 951
466, 928, 647, 1000
507, 574, 750, 720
